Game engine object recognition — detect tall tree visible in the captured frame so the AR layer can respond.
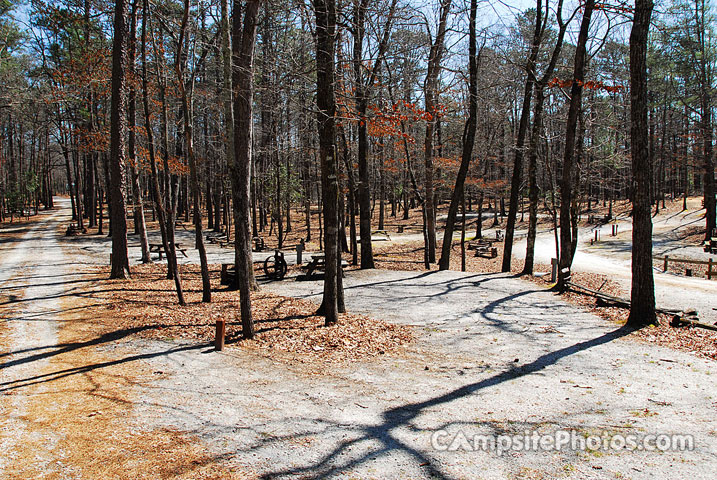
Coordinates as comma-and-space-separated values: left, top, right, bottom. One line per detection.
522, 0, 572, 275
423, 0, 452, 264
315, 0, 341, 325
109, 0, 130, 279
556, 0, 595, 290
501, 0, 545, 272
438, 0, 479, 270
140, 0, 185, 305
232, 0, 260, 338
175, 0, 211, 302
352, 0, 398, 269
628, 0, 657, 327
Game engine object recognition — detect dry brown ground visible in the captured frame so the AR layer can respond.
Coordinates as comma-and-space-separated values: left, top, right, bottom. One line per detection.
1, 247, 247, 478
83, 263, 412, 367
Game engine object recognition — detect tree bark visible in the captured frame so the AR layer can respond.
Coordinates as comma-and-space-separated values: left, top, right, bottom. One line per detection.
556, 0, 594, 291
423, 0, 451, 264
232, 0, 261, 338
315, 0, 341, 325
109, 0, 130, 279
627, 0, 657, 327
438, 0, 479, 270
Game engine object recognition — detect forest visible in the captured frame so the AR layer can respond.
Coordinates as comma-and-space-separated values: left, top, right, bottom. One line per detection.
1, 0, 715, 329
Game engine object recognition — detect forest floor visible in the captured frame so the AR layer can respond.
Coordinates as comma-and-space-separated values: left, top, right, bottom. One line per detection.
1, 197, 716, 479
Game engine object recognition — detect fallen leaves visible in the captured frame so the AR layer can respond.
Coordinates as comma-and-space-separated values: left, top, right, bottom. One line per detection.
82, 263, 413, 366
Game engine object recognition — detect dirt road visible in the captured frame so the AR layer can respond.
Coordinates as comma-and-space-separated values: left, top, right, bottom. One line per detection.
1, 200, 716, 479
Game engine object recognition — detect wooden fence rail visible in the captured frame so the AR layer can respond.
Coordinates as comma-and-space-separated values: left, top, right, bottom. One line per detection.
656, 255, 716, 279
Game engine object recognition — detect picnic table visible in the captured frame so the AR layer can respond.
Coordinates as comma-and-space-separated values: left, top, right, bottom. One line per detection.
253, 236, 266, 252
303, 254, 348, 279
206, 232, 227, 244
220, 250, 288, 285
149, 242, 188, 260
467, 238, 493, 249
474, 245, 498, 258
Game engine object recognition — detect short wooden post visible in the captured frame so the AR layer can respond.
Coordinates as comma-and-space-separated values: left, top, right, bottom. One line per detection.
595, 229, 599, 242
708, 259, 714, 280
215, 319, 225, 351
663, 256, 669, 272
551, 258, 558, 282
296, 239, 305, 265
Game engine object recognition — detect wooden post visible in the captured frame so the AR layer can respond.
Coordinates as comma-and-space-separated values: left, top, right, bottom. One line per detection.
215, 319, 225, 351
708, 259, 714, 280
663, 255, 669, 272
296, 239, 305, 265
594, 229, 598, 242
551, 258, 558, 282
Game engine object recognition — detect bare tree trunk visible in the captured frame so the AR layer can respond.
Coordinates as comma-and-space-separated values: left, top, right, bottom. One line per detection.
140, 0, 184, 304
523, 0, 568, 275
315, 0, 341, 325
176, 0, 211, 302
232, 0, 261, 338
352, 0, 397, 269
109, 0, 130, 279
556, 0, 595, 291
438, 0, 478, 270
423, 0, 451, 264
128, 2, 150, 264
628, 0, 657, 327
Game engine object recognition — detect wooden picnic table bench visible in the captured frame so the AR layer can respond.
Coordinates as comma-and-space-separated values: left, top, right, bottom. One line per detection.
303, 254, 348, 279
253, 236, 266, 252
474, 245, 498, 259
372, 230, 391, 241
206, 232, 227, 244
221, 250, 288, 285
467, 238, 493, 249
65, 224, 86, 236
149, 242, 188, 260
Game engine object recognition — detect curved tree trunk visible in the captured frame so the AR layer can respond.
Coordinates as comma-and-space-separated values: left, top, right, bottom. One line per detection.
438, 0, 479, 270
556, 0, 595, 291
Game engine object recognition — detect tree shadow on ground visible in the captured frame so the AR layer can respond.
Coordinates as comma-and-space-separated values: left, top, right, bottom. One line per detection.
255, 325, 635, 479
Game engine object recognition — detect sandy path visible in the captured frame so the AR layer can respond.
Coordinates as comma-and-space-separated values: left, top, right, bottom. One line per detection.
510, 217, 717, 323
0, 200, 242, 479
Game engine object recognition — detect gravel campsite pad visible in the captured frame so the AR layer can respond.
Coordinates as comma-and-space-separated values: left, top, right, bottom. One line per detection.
1, 201, 716, 479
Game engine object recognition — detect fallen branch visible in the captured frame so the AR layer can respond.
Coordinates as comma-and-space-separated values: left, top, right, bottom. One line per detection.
670, 315, 717, 332
565, 281, 681, 316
